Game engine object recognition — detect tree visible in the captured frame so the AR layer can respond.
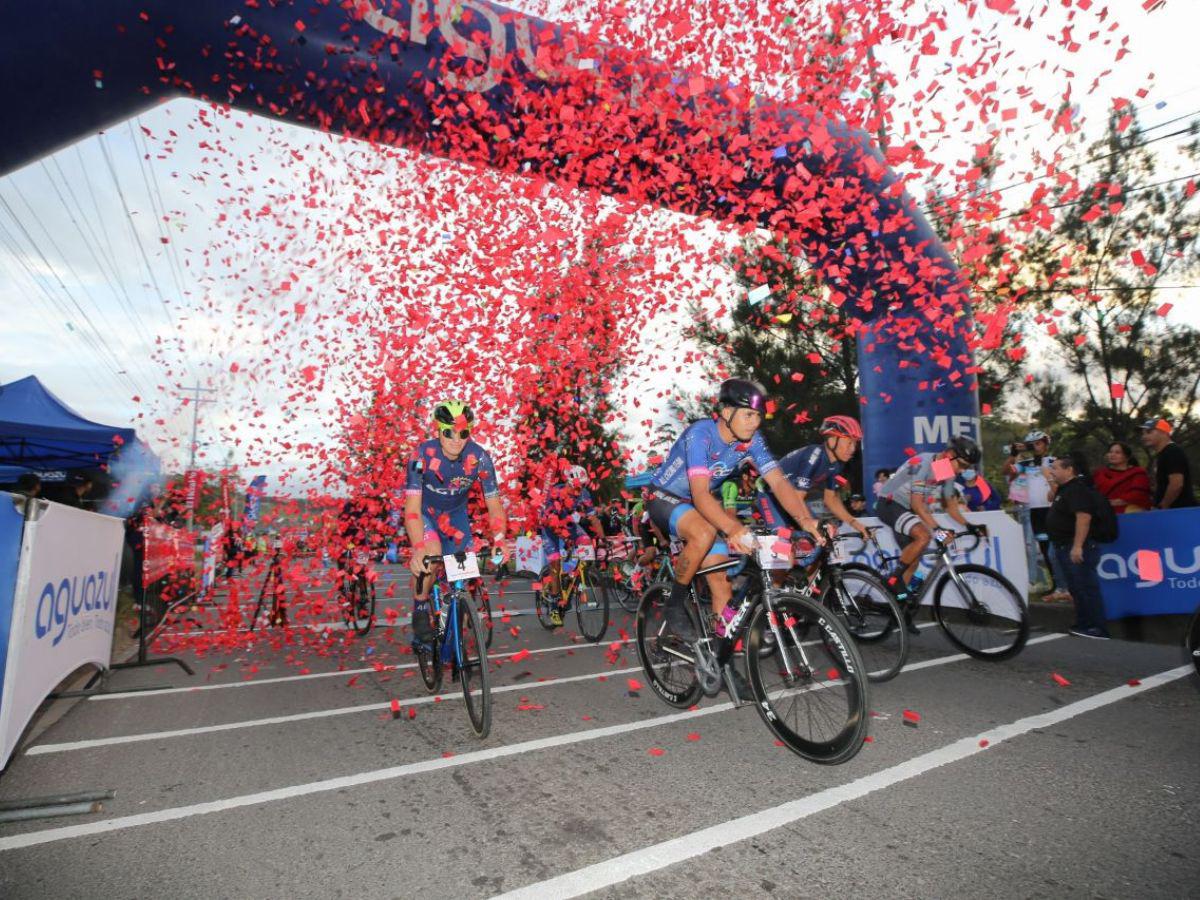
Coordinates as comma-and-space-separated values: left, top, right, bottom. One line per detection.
1010, 111, 1200, 453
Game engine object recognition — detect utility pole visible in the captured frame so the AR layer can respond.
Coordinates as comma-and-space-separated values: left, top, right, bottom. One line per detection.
180, 384, 216, 528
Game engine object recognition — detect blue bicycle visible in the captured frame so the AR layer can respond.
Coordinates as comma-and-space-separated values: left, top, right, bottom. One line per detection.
414, 553, 492, 738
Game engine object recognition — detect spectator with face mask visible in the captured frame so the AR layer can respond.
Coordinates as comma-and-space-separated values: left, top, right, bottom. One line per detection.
957, 466, 1000, 512
1004, 430, 1062, 596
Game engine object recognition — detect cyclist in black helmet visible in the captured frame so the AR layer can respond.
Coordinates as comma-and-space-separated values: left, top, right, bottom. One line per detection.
645, 378, 816, 646
876, 435, 985, 631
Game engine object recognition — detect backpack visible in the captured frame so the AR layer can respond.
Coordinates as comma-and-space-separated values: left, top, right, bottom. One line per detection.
1089, 486, 1119, 543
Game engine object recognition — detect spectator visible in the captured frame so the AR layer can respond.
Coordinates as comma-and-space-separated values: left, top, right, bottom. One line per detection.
1140, 419, 1197, 510
16, 472, 41, 498
847, 493, 868, 516
958, 467, 1001, 512
1093, 441, 1152, 514
1045, 450, 1110, 640
872, 468, 893, 499
1004, 430, 1061, 595
61, 472, 94, 509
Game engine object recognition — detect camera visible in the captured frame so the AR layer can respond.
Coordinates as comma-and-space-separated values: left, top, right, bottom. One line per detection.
1002, 442, 1028, 457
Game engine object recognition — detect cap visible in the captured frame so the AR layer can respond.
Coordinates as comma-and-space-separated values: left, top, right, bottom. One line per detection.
1139, 418, 1172, 435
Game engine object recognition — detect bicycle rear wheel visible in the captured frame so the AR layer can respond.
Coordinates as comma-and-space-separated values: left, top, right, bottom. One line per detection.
346, 576, 375, 636
933, 564, 1029, 661
1186, 603, 1200, 681
457, 596, 492, 738
824, 568, 908, 682
745, 591, 869, 764
575, 570, 609, 643
635, 585, 702, 708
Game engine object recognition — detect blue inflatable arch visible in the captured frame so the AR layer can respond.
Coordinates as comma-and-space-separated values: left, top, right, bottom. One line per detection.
0, 0, 979, 478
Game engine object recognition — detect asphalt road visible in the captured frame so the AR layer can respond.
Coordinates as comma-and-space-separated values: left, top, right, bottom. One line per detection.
1, 563, 1196, 899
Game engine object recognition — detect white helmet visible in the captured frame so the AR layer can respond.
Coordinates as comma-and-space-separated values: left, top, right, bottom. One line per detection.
566, 465, 587, 485
1024, 430, 1050, 445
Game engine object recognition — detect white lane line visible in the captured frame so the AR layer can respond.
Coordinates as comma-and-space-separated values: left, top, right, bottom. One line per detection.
493, 663, 1194, 900
29, 665, 644, 755
90, 640, 613, 701
0, 638, 1145, 854
57, 633, 1063, 750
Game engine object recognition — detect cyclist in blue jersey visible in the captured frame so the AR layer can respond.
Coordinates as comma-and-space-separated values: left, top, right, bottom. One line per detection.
876, 435, 984, 631
646, 378, 816, 642
539, 462, 603, 625
403, 400, 509, 643
755, 415, 872, 545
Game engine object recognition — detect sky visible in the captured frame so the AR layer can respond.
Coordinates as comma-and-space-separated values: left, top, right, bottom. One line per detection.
0, 0, 1196, 486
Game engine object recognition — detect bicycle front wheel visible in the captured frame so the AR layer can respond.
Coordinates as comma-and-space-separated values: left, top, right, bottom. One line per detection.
824, 568, 908, 682
1186, 603, 1200, 681
534, 567, 558, 630
470, 580, 494, 649
575, 571, 610, 643
457, 596, 492, 738
347, 576, 375, 636
933, 564, 1029, 661
746, 591, 869, 765
635, 585, 702, 709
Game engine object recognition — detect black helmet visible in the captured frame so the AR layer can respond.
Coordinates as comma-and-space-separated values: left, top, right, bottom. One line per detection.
717, 378, 766, 412
947, 435, 981, 465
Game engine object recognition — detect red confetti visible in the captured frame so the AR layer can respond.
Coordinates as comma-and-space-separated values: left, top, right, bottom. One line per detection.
1051, 673, 1071, 687
902, 709, 920, 724
647, 747, 665, 757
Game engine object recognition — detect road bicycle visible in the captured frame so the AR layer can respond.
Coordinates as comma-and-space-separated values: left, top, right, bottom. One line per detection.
635, 530, 869, 765
851, 525, 1030, 661
533, 544, 609, 642
595, 535, 645, 614
413, 552, 492, 738
337, 546, 376, 636
777, 522, 909, 683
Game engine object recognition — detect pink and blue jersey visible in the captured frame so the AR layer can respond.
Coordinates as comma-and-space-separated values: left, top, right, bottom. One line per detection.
756, 444, 845, 528
649, 418, 778, 500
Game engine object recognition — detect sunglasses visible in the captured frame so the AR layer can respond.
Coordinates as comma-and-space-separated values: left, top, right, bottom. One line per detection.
439, 426, 471, 440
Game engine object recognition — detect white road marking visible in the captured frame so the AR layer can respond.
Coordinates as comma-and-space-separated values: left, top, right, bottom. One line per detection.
492, 663, 1194, 899
29, 665, 644, 754
90, 640, 614, 700
0, 640, 1156, 855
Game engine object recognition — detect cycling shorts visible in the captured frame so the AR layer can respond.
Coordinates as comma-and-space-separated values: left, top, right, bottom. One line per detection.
540, 524, 586, 562
421, 507, 474, 555
645, 490, 729, 556
874, 498, 927, 547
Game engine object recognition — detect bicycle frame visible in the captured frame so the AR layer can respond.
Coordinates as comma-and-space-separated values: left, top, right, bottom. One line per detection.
424, 566, 470, 670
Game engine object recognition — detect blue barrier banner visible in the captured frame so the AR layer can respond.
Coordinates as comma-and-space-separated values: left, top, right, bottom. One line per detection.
0, 495, 26, 720
1096, 508, 1200, 618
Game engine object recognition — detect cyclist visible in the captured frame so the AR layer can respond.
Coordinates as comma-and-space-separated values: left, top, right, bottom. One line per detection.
404, 400, 509, 643
754, 416, 871, 579
335, 492, 387, 594
539, 462, 603, 625
721, 459, 760, 524
646, 378, 816, 642
875, 435, 985, 632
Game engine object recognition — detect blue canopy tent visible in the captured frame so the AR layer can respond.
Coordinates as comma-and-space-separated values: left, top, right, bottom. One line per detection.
0, 376, 136, 480
624, 471, 654, 490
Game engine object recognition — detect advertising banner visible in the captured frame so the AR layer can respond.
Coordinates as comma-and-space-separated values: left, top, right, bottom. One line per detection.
837, 510, 1030, 605
0, 500, 122, 769
514, 536, 545, 576
201, 521, 225, 591
183, 469, 205, 519
244, 475, 267, 524
141, 521, 195, 588
1094, 507, 1200, 618
0, 494, 27, 730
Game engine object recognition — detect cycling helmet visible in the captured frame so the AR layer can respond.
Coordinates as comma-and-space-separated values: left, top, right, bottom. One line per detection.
432, 400, 474, 427
717, 378, 767, 412
566, 464, 587, 485
1023, 429, 1050, 445
947, 435, 982, 465
819, 415, 864, 441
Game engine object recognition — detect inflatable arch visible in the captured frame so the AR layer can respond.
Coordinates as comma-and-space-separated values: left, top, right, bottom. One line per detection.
0, 1, 980, 479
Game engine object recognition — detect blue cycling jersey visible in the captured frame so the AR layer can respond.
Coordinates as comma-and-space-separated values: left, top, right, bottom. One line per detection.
540, 483, 595, 535
650, 418, 778, 501
774, 444, 844, 493
404, 439, 500, 513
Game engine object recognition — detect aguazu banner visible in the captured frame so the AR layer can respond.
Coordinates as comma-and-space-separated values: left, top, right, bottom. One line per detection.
0, 494, 27, 735
142, 521, 195, 588
0, 500, 122, 770
1095, 507, 1200, 618
837, 510, 1030, 604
